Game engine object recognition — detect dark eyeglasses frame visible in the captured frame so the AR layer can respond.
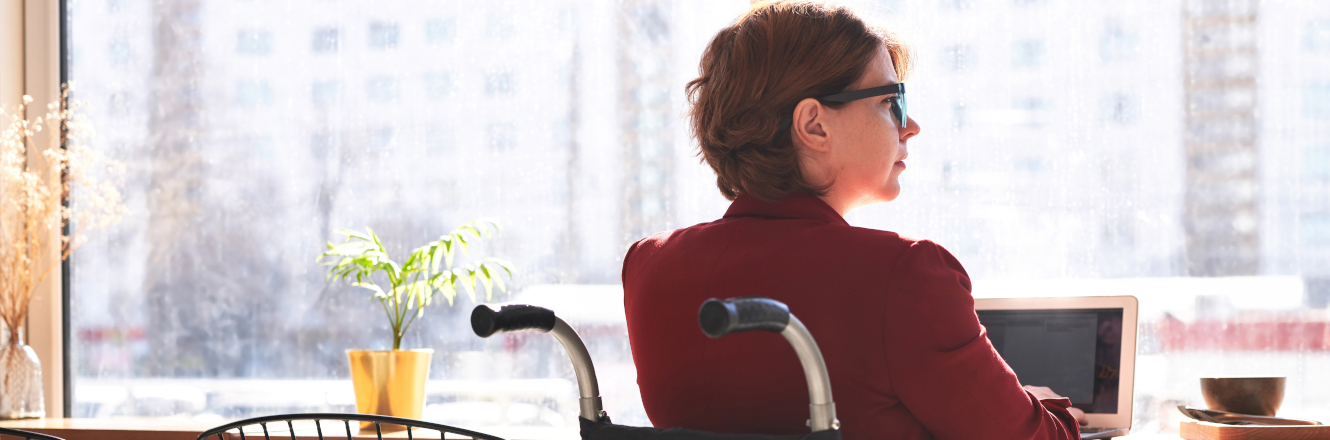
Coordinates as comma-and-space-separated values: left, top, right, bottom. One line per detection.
778, 82, 907, 131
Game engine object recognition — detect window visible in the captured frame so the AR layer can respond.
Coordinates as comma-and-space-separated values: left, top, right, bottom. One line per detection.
312, 27, 340, 53
236, 80, 274, 107
484, 70, 514, 96
486, 122, 516, 152
485, 13, 515, 39
951, 101, 969, 130
368, 21, 399, 49
373, 126, 395, 151
61, 0, 1330, 433
942, 44, 973, 73
1305, 83, 1330, 118
1305, 20, 1330, 52
1100, 93, 1139, 125
236, 29, 272, 55
311, 80, 340, 106
108, 38, 131, 65
426, 18, 456, 44
1012, 97, 1049, 127
366, 76, 399, 103
1011, 39, 1046, 68
425, 127, 455, 156
1305, 214, 1330, 246
1306, 145, 1330, 181
1099, 20, 1138, 62
424, 72, 453, 98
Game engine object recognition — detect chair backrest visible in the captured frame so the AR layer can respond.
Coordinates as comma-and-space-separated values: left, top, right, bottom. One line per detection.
195, 413, 504, 440
0, 427, 65, 440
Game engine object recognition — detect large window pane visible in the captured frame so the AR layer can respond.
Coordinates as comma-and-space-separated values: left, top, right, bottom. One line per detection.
67, 0, 1330, 434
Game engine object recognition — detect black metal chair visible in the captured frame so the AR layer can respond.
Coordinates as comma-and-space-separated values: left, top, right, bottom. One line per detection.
0, 427, 64, 440
471, 297, 842, 440
194, 413, 504, 440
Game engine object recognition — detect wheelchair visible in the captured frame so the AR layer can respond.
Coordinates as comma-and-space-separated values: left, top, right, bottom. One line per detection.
470, 297, 842, 440
196, 297, 839, 440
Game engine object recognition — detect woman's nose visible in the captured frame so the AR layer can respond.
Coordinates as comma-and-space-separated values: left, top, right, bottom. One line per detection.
900, 117, 921, 141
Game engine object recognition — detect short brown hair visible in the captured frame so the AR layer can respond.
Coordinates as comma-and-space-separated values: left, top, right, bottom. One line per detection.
686, 0, 912, 202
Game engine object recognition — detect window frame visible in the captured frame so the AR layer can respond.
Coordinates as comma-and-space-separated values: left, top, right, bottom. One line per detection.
3, 0, 70, 418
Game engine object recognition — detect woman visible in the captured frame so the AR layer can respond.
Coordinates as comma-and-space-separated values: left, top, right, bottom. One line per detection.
621, 1, 1084, 439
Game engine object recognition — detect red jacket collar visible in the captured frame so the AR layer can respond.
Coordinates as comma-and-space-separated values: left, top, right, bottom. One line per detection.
722, 192, 849, 226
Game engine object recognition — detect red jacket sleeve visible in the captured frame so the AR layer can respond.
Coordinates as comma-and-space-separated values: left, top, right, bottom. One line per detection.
882, 240, 1081, 440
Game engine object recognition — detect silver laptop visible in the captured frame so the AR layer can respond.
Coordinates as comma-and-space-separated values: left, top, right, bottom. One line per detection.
974, 296, 1138, 439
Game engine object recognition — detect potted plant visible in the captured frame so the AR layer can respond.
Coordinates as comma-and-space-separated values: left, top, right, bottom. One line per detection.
319, 219, 514, 421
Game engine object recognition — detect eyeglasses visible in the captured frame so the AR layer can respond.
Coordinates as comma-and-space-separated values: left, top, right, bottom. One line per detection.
778, 82, 907, 131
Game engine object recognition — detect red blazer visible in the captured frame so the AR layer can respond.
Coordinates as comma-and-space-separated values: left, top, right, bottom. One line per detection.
622, 193, 1081, 440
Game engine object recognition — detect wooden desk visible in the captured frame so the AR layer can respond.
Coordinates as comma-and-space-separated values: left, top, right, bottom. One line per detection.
1180, 421, 1330, 440
0, 418, 214, 440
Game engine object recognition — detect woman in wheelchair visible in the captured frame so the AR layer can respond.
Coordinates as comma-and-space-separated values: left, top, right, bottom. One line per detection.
621, 1, 1085, 439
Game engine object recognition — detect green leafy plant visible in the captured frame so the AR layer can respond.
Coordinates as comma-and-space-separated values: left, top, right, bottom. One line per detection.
319, 218, 515, 350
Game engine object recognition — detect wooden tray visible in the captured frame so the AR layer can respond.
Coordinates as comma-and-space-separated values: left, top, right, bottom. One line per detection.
1182, 421, 1330, 440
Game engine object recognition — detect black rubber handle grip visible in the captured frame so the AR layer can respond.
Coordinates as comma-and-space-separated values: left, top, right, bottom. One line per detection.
471, 304, 557, 338
698, 297, 790, 339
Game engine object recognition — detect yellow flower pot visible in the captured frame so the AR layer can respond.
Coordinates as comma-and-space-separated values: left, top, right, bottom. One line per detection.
347, 349, 432, 424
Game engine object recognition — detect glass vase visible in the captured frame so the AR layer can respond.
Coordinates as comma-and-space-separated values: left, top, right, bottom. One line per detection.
0, 325, 44, 419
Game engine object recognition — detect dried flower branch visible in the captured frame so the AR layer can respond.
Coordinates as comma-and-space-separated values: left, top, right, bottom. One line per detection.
0, 85, 127, 344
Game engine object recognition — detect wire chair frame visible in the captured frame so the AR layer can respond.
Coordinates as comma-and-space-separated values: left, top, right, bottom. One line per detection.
195, 413, 504, 440
0, 427, 65, 440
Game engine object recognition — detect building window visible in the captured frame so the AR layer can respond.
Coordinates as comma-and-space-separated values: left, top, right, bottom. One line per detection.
486, 13, 515, 38
426, 127, 456, 156
1013, 97, 1049, 127
312, 27, 340, 53
487, 122, 516, 151
366, 76, 399, 103
1305, 20, 1330, 52
236, 80, 274, 108
1306, 145, 1330, 181
1100, 93, 1139, 125
942, 0, 974, 10
1305, 83, 1330, 118
311, 81, 340, 106
108, 38, 131, 65
943, 44, 973, 73
485, 70, 514, 96
368, 22, 399, 49
1100, 21, 1138, 62
309, 131, 341, 160
249, 136, 275, 159
426, 18, 456, 44
1012, 39, 1046, 68
424, 72, 454, 98
1304, 214, 1330, 246
952, 101, 969, 130
237, 29, 273, 55
373, 126, 395, 150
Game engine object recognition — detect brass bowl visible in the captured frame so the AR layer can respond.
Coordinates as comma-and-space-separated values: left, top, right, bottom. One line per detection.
1200, 377, 1285, 417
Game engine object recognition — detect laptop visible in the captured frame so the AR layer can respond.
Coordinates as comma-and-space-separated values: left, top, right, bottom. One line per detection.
974, 296, 1138, 439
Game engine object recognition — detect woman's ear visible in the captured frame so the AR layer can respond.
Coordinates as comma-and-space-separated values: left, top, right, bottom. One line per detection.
791, 97, 830, 153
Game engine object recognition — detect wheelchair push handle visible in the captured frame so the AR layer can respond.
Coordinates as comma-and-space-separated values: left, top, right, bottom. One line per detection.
698, 297, 841, 432
471, 303, 607, 423
698, 297, 790, 338
471, 303, 557, 337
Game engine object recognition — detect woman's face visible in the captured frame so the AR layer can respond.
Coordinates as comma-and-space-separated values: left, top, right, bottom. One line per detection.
823, 47, 921, 209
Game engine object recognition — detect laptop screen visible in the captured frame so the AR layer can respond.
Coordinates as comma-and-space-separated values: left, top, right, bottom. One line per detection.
977, 308, 1124, 414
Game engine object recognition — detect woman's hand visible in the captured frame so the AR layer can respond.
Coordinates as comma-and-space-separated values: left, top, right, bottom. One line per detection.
1023, 385, 1087, 426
